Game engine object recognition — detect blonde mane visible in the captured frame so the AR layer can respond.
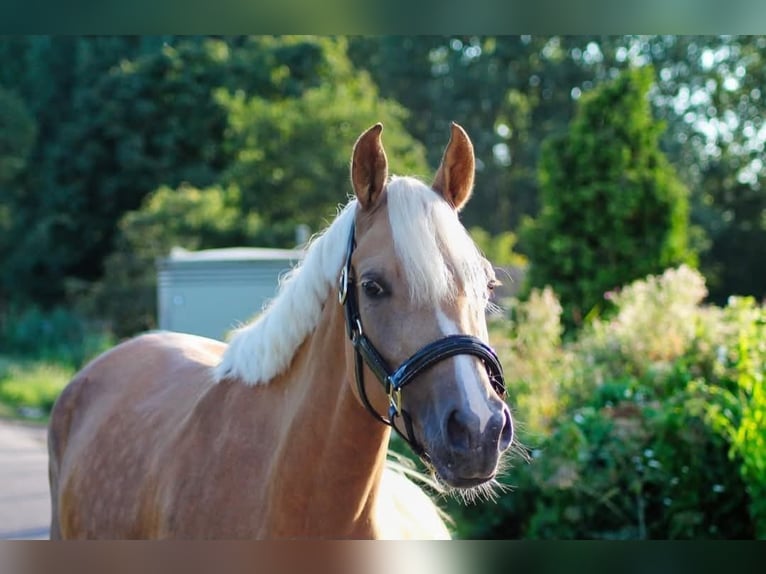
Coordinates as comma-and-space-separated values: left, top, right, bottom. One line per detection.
213, 176, 489, 386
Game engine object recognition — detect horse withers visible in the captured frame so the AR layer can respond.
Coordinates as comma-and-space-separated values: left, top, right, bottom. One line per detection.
48, 122, 514, 539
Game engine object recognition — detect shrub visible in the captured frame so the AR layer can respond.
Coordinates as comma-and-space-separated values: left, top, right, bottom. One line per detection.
0, 357, 74, 417
689, 297, 766, 537
448, 266, 761, 539
0, 304, 113, 367
494, 287, 575, 438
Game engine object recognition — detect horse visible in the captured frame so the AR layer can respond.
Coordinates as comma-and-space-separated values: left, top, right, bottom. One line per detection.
47, 122, 514, 539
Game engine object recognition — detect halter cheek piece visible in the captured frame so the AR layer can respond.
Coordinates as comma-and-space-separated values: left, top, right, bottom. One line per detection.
339, 220, 507, 458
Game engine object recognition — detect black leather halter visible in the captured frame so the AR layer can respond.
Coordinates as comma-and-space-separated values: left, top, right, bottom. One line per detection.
339, 219, 507, 457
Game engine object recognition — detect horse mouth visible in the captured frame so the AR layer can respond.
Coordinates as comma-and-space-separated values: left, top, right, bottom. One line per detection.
431, 462, 496, 489
445, 474, 495, 489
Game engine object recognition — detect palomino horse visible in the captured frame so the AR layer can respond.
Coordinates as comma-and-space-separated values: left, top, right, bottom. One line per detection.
48, 122, 514, 539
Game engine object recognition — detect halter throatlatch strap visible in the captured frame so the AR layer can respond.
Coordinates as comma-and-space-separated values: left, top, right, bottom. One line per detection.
339, 219, 507, 459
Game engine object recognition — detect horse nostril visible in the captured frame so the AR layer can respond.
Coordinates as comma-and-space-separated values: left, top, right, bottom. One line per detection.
499, 407, 514, 451
446, 409, 471, 451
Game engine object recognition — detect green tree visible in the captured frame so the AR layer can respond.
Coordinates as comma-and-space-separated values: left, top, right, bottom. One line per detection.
523, 66, 695, 328
698, 158, 766, 302
351, 36, 766, 305
3, 35, 764, 314
219, 50, 428, 233
0, 37, 191, 305
28, 38, 248, 299
0, 87, 37, 305
0, 87, 36, 185
0, 36, 356, 306
469, 227, 527, 268
88, 38, 428, 336
350, 36, 624, 235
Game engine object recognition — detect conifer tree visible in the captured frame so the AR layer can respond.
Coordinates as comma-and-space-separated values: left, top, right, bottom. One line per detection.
524, 66, 695, 328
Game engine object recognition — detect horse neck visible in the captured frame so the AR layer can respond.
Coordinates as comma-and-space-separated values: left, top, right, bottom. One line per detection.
263, 292, 392, 537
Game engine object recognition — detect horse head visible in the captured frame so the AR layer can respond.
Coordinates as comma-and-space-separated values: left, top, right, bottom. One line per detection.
343, 123, 514, 492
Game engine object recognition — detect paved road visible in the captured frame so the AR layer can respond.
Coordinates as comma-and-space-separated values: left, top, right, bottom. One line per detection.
0, 420, 50, 539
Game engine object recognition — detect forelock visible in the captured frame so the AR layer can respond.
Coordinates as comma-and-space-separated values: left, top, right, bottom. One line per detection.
385, 176, 489, 305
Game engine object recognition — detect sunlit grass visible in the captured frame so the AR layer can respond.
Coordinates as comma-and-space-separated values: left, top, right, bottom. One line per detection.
0, 355, 74, 421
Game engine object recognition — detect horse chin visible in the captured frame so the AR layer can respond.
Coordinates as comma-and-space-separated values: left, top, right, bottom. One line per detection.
426, 460, 506, 504
424, 451, 499, 491
431, 463, 495, 489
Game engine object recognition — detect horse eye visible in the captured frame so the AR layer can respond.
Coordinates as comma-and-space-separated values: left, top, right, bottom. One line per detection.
361, 280, 386, 298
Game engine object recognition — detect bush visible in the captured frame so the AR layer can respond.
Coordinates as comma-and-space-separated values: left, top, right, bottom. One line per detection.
0, 357, 74, 417
448, 266, 762, 539
0, 304, 113, 367
690, 297, 766, 538
493, 287, 575, 439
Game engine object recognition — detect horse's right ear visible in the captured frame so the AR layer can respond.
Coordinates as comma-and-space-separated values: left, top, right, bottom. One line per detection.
351, 123, 388, 210
432, 122, 475, 211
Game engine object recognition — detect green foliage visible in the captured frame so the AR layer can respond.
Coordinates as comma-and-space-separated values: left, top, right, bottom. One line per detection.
88, 38, 428, 338
0, 87, 37, 275
0, 356, 74, 417
0, 36, 370, 306
14, 38, 249, 301
1, 36, 764, 320
523, 67, 695, 328
0, 37, 164, 304
491, 288, 572, 438
0, 87, 36, 184
469, 227, 527, 268
449, 266, 761, 539
0, 305, 114, 368
219, 42, 428, 231
690, 297, 766, 537
699, 161, 766, 303
0, 303, 110, 417
577, 265, 708, 382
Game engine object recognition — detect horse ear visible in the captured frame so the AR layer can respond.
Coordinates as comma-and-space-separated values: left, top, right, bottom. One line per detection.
432, 122, 475, 211
351, 123, 388, 210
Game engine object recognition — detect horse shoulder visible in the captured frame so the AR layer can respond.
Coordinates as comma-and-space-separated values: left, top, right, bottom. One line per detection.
375, 466, 452, 540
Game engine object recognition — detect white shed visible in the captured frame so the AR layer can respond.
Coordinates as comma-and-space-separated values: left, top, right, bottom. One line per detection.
157, 246, 305, 341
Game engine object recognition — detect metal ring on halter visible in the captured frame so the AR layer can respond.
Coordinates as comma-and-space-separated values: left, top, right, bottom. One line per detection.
339, 219, 507, 458
338, 266, 349, 304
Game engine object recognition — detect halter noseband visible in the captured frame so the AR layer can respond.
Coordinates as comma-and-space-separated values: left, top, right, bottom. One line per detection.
339, 219, 507, 458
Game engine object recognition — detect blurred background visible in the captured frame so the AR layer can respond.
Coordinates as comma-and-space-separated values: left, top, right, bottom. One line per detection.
0, 35, 764, 539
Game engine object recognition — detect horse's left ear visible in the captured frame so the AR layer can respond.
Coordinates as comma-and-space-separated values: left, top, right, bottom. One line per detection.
351, 123, 388, 211
432, 122, 475, 211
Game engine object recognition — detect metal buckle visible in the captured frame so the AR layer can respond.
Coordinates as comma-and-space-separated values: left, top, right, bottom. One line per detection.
388, 385, 402, 417
338, 266, 348, 304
